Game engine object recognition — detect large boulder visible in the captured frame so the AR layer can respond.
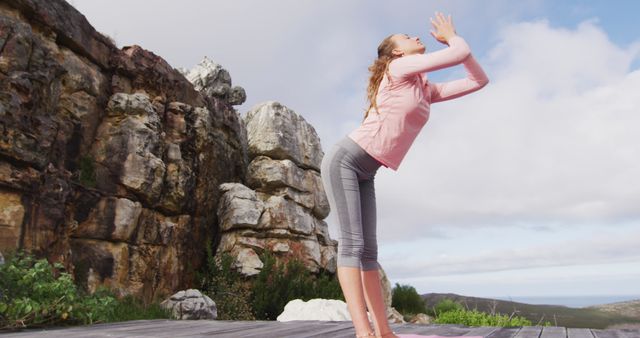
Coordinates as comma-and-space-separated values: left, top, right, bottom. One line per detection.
215, 101, 337, 277
244, 101, 323, 171
247, 155, 330, 219
217, 183, 265, 232
160, 289, 217, 320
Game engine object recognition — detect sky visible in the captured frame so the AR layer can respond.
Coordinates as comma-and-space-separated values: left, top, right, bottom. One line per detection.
68, 0, 640, 305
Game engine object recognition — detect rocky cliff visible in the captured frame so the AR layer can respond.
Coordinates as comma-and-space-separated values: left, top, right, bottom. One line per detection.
216, 100, 335, 276
0, 0, 337, 302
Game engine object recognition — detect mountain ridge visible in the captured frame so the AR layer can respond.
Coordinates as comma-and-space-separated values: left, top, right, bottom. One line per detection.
420, 292, 640, 329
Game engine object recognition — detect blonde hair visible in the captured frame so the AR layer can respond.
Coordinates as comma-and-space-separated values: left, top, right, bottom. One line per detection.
363, 34, 401, 122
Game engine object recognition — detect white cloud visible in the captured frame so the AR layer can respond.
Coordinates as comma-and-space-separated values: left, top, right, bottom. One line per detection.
487, 19, 637, 94
373, 19, 640, 243
400, 261, 640, 297
384, 229, 640, 278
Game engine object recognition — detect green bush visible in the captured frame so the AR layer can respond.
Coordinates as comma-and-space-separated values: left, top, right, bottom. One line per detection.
251, 250, 343, 320
434, 308, 551, 326
198, 241, 343, 321
100, 294, 172, 322
252, 251, 342, 320
433, 298, 464, 316
197, 242, 255, 321
0, 251, 172, 330
0, 251, 117, 329
391, 283, 428, 318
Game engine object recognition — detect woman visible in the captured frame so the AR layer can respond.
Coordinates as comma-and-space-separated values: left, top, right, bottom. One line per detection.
320, 12, 489, 338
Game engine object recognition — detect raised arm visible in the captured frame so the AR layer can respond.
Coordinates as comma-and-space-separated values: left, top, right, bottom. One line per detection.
388, 35, 471, 78
428, 53, 489, 103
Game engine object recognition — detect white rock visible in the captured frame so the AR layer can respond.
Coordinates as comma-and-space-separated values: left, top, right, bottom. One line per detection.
277, 298, 372, 322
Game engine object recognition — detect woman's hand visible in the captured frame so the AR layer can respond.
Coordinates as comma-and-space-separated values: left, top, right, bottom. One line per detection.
430, 12, 457, 45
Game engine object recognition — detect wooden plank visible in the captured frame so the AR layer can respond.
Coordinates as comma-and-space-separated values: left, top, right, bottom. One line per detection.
592, 328, 638, 338
390, 324, 447, 338
23, 320, 240, 338
142, 320, 262, 338
541, 326, 566, 338
243, 320, 346, 338
93, 320, 189, 334
73, 319, 158, 330
181, 319, 271, 334
309, 320, 360, 338
302, 321, 357, 338
1, 331, 112, 338
70, 320, 206, 338
514, 326, 543, 338
486, 327, 521, 338
92, 319, 175, 330
408, 324, 474, 336
50, 334, 113, 338
115, 321, 229, 337
3, 321, 640, 338
58, 319, 180, 335
81, 320, 191, 337
373, 323, 415, 335
567, 328, 594, 338
239, 320, 347, 338
464, 326, 501, 336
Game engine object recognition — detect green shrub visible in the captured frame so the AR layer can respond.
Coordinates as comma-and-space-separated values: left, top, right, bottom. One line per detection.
197, 241, 255, 321
0, 251, 117, 329
250, 250, 343, 320
197, 241, 344, 321
0, 250, 172, 330
100, 294, 172, 322
433, 298, 464, 316
435, 308, 551, 326
391, 283, 428, 318
310, 267, 344, 302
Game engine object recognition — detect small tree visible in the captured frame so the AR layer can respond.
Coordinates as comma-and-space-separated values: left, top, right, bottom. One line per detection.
391, 283, 428, 316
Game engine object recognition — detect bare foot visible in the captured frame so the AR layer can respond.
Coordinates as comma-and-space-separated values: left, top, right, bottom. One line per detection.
377, 330, 399, 338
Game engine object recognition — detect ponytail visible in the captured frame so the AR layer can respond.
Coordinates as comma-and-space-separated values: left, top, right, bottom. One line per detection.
363, 34, 400, 122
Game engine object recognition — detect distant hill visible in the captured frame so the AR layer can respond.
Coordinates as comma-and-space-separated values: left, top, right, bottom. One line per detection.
420, 293, 640, 329
587, 299, 640, 319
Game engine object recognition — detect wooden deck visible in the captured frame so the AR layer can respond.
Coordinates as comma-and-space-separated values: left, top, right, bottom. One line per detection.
2, 319, 639, 338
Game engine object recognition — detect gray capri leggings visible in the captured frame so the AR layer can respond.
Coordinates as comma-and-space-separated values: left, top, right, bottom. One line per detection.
320, 136, 383, 271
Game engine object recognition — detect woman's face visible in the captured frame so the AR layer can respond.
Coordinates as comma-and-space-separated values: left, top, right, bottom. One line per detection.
391, 33, 425, 57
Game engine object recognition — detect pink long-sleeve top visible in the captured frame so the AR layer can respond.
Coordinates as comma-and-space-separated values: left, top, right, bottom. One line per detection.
348, 35, 489, 171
